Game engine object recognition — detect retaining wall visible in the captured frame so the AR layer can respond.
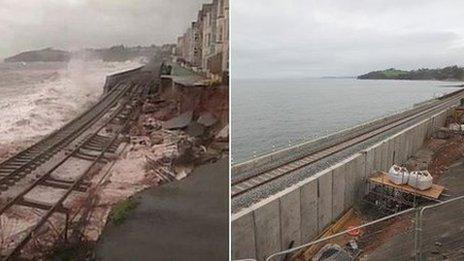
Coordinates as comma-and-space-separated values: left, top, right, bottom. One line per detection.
232, 107, 451, 261
231, 95, 460, 181
103, 66, 144, 93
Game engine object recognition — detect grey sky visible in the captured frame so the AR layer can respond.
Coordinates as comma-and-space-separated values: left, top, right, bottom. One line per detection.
232, 0, 464, 79
0, 0, 205, 59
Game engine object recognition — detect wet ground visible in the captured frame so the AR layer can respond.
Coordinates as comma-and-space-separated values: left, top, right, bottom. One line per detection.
95, 157, 229, 261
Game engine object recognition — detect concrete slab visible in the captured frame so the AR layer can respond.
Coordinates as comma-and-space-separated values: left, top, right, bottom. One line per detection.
354, 154, 366, 201
332, 165, 345, 218
387, 138, 394, 168
300, 179, 318, 243
162, 110, 193, 129
393, 135, 401, 164
255, 200, 281, 261
373, 144, 382, 172
344, 158, 357, 210
317, 171, 333, 230
279, 189, 301, 251
96, 158, 228, 261
380, 142, 388, 172
232, 213, 257, 260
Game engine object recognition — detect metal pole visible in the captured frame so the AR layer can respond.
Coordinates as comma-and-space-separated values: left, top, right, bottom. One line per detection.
414, 208, 421, 261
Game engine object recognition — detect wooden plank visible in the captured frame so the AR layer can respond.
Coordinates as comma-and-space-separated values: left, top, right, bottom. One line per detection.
370, 172, 444, 199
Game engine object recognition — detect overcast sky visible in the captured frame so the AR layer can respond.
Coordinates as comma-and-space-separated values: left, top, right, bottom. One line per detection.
0, 0, 204, 59
232, 0, 464, 79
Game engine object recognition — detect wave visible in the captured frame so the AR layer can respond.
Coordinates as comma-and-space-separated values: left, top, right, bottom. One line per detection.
0, 59, 143, 145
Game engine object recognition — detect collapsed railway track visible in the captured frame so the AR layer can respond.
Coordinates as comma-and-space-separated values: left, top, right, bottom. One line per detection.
231, 90, 464, 198
0, 68, 154, 260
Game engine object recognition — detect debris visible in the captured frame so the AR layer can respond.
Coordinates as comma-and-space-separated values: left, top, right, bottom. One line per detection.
312, 244, 352, 261
347, 226, 361, 237
348, 240, 358, 251
162, 111, 193, 129
186, 121, 205, 137
215, 124, 229, 141
142, 117, 161, 131
149, 132, 164, 145
448, 123, 460, 131
197, 112, 218, 127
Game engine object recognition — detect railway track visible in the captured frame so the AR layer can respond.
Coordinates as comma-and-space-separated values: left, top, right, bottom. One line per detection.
231, 90, 464, 198
0, 84, 128, 192
0, 69, 154, 260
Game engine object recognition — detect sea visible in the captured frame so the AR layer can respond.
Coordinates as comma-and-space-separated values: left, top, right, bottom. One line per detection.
0, 60, 142, 147
232, 78, 463, 164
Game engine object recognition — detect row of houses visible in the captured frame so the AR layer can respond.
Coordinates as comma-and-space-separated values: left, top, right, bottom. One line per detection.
176, 0, 229, 81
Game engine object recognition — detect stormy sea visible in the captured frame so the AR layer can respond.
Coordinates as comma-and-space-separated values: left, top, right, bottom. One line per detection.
0, 60, 142, 158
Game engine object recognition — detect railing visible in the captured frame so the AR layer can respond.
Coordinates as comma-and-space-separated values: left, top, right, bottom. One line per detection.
234, 195, 464, 261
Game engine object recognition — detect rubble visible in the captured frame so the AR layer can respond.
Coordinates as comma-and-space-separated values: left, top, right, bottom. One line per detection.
162, 111, 193, 129
0, 76, 228, 258
197, 111, 218, 127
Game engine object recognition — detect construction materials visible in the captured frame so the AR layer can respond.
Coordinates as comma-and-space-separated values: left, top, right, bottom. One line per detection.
387, 164, 410, 185
370, 172, 444, 200
408, 170, 433, 190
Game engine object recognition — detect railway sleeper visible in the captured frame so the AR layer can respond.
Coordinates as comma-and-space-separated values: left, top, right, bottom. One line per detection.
82, 143, 118, 153
16, 198, 69, 213
81, 145, 117, 154
0, 184, 9, 191
73, 153, 109, 164
86, 140, 108, 148
0, 168, 14, 174
38, 179, 89, 193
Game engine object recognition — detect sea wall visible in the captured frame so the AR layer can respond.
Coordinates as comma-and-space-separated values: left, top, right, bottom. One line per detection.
232, 95, 457, 180
103, 66, 144, 93
232, 106, 452, 261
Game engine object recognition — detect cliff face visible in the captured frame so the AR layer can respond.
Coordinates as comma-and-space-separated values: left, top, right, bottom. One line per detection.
4, 48, 71, 63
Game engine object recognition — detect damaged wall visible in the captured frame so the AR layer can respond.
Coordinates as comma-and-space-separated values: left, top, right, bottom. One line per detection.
158, 80, 229, 128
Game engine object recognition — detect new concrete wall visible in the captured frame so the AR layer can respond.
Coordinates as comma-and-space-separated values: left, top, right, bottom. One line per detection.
232, 91, 462, 181
232, 107, 452, 261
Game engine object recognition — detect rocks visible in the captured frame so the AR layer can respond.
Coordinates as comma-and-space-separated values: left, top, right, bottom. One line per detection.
162, 111, 193, 129
149, 132, 164, 145
186, 121, 205, 137
216, 124, 229, 141
142, 117, 161, 131
197, 112, 218, 127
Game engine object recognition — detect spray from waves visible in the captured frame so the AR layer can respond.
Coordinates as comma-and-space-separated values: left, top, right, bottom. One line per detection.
0, 59, 142, 147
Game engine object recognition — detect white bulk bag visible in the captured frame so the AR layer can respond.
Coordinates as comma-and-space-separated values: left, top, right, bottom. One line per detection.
387, 164, 409, 185
408, 170, 433, 190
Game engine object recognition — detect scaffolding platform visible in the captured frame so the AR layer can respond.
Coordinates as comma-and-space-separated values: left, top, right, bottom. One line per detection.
370, 172, 444, 199
364, 172, 445, 213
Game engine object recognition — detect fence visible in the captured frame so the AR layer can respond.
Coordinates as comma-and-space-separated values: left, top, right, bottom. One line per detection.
235, 195, 464, 261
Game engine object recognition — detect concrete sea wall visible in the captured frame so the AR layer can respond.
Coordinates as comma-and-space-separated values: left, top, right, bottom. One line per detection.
232, 98, 452, 180
103, 66, 144, 93
232, 107, 452, 261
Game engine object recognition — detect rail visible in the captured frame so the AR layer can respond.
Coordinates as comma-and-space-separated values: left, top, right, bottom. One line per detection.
231, 90, 463, 198
0, 67, 155, 259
